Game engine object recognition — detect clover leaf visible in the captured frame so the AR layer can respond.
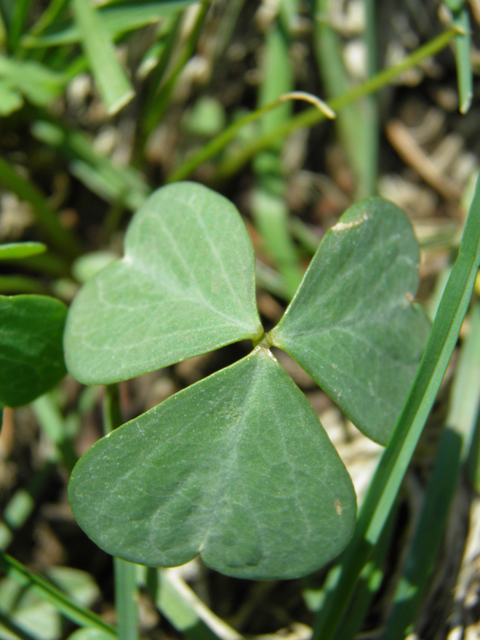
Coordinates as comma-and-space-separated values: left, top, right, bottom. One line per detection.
65, 182, 429, 579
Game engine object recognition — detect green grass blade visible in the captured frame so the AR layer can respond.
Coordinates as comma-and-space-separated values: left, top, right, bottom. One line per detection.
449, 3, 473, 114
312, 172, 480, 640
331, 505, 398, 640
0, 552, 117, 637
252, 12, 303, 298
8, 0, 31, 51
383, 301, 480, 639
0, 242, 46, 260
71, 0, 134, 114
314, 0, 378, 198
0, 156, 83, 257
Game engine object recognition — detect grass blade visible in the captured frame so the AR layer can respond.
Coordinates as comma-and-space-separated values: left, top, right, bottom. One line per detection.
314, 0, 378, 198
312, 172, 480, 640
8, 0, 31, 51
445, 0, 472, 114
0, 552, 117, 637
0, 242, 46, 260
252, 11, 303, 299
383, 300, 480, 639
71, 0, 134, 114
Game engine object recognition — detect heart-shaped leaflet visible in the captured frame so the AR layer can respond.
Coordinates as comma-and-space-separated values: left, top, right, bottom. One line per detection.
270, 198, 431, 444
68, 347, 356, 580
64, 182, 263, 385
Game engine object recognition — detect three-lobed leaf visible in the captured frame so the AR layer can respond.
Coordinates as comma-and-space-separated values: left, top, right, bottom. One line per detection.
270, 198, 431, 444
0, 295, 67, 408
66, 183, 430, 578
68, 347, 356, 580
64, 182, 263, 385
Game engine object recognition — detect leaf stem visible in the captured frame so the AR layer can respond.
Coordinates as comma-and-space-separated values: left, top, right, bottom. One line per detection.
103, 384, 139, 640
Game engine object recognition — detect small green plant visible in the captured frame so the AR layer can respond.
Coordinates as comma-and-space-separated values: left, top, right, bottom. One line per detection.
65, 181, 430, 579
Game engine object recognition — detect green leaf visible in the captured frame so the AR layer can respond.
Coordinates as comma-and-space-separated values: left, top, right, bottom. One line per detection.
0, 242, 46, 260
71, 0, 134, 115
64, 182, 263, 385
68, 347, 356, 579
270, 197, 430, 444
0, 295, 67, 408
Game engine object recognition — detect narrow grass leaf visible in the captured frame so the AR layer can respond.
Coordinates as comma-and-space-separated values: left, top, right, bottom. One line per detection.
252, 19, 303, 298
8, 0, 31, 51
0, 567, 101, 640
71, 0, 134, 114
64, 182, 263, 385
0, 553, 116, 637
0, 242, 46, 260
314, 0, 378, 198
331, 505, 398, 640
383, 301, 480, 639
450, 3, 473, 114
311, 174, 480, 640
444, 0, 472, 114
68, 347, 356, 579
